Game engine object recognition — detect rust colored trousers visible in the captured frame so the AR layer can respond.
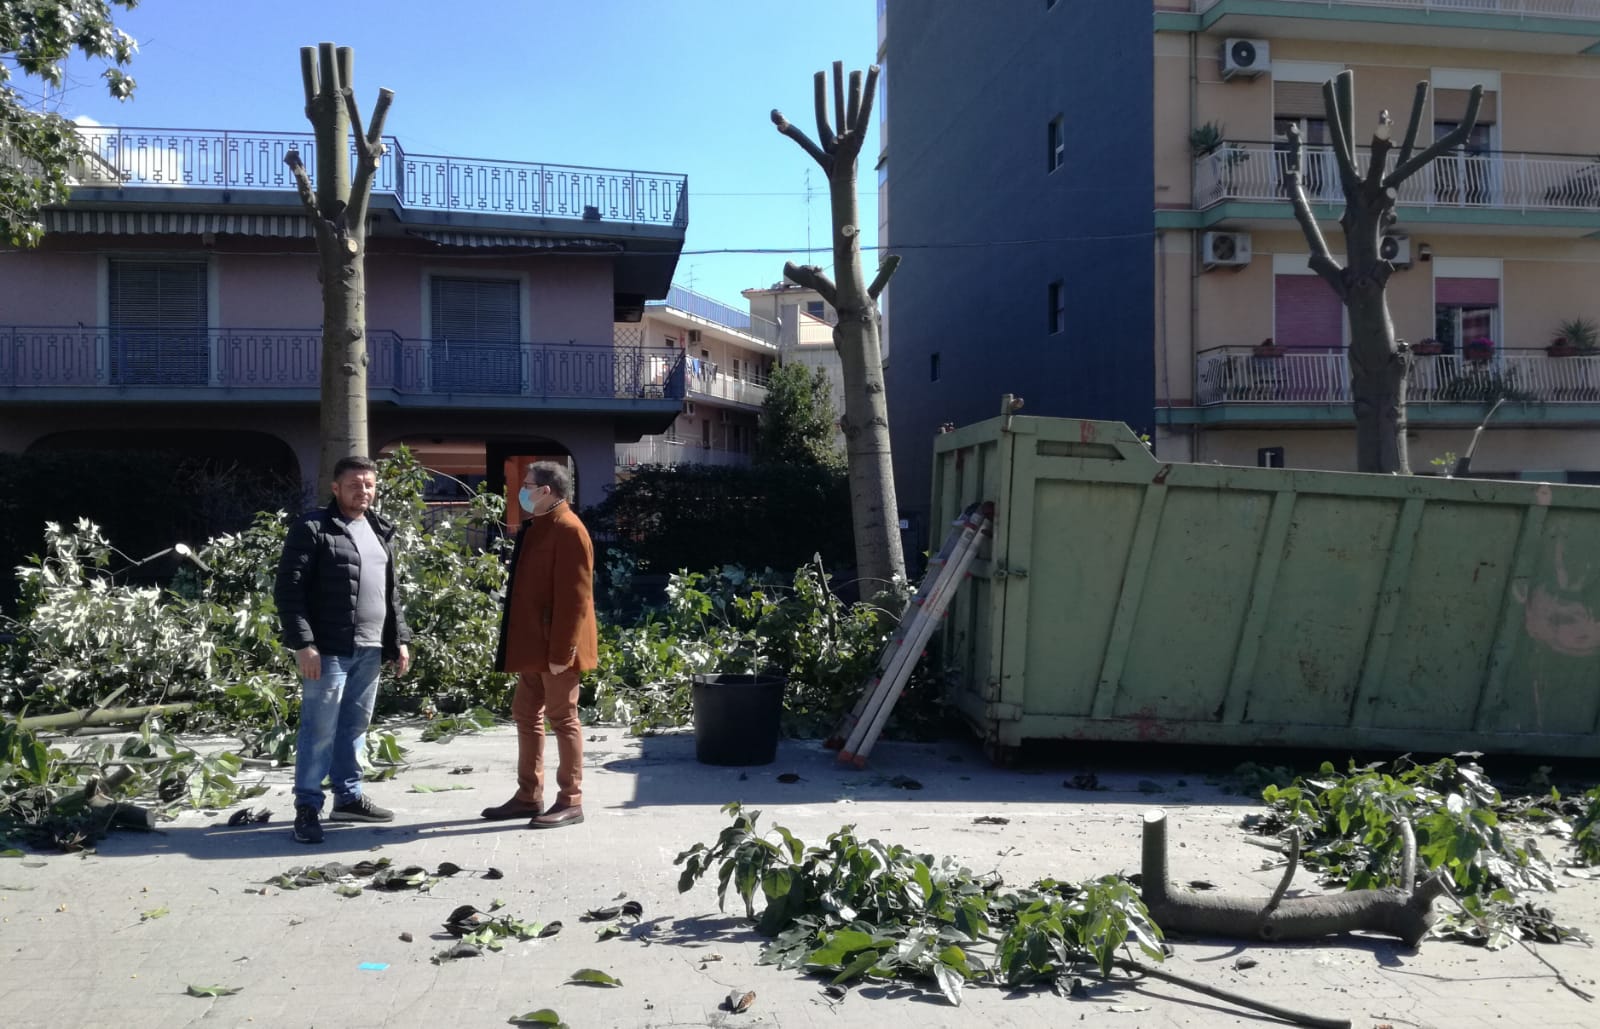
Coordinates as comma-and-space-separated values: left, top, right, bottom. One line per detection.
510, 669, 583, 808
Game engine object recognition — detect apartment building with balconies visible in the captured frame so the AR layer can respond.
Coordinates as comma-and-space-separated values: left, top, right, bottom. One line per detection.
613, 285, 777, 472
1155, 0, 1600, 478
0, 123, 688, 508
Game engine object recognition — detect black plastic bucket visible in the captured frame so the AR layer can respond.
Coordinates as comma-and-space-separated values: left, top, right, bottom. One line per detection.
691, 673, 786, 766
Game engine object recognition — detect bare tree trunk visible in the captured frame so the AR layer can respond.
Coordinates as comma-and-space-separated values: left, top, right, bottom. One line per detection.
1283, 73, 1480, 474
284, 43, 393, 486
774, 64, 905, 590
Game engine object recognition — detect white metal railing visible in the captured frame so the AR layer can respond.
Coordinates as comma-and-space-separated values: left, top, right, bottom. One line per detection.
615, 435, 753, 469
1194, 0, 1600, 18
1194, 144, 1600, 213
1195, 347, 1600, 405
687, 369, 769, 406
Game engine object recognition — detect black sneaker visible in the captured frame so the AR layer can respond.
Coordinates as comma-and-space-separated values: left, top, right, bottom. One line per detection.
329, 795, 394, 823
293, 805, 324, 844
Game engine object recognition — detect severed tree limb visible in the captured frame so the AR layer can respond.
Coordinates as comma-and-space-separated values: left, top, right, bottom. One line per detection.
812, 70, 835, 152
832, 60, 845, 146
284, 150, 321, 221
345, 86, 394, 232
1262, 827, 1301, 918
845, 69, 863, 134
1114, 959, 1353, 1029
783, 261, 838, 308
1283, 126, 1349, 302
867, 254, 901, 301
1322, 77, 1360, 197
1394, 81, 1429, 172
1141, 810, 1445, 947
1399, 819, 1417, 895
51, 766, 157, 833
15, 702, 195, 732
1386, 85, 1482, 188
772, 109, 833, 174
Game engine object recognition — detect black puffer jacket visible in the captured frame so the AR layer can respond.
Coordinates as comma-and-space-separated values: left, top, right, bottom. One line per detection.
274, 502, 411, 661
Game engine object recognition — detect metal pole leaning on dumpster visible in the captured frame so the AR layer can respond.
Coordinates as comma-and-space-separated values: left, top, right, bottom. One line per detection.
826, 502, 983, 750
837, 507, 985, 761
842, 505, 994, 767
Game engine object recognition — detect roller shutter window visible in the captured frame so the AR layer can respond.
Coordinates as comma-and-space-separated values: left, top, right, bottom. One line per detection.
108, 260, 208, 386
429, 277, 521, 395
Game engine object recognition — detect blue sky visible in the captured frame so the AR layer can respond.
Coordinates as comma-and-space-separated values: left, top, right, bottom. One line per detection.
49, 0, 880, 310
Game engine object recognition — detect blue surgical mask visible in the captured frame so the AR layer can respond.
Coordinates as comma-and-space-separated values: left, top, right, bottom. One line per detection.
518, 487, 537, 513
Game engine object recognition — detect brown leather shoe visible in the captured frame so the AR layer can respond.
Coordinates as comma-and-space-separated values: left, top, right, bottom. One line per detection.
528, 803, 583, 829
481, 798, 543, 821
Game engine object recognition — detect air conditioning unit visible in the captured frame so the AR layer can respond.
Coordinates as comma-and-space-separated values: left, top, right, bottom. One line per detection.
1201, 231, 1253, 270
1381, 234, 1411, 268
1222, 38, 1270, 81
688, 329, 702, 343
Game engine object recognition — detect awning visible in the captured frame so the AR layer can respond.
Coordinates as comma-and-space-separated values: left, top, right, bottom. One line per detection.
42, 209, 315, 237
406, 229, 620, 251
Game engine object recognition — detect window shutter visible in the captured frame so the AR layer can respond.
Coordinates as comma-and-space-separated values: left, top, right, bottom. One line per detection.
1273, 82, 1327, 121
1436, 277, 1500, 306
1274, 275, 1343, 350
1434, 88, 1497, 125
430, 278, 521, 341
109, 261, 207, 329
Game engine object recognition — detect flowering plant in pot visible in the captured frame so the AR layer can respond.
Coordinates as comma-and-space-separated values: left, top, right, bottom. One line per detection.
1413, 337, 1443, 356
1463, 337, 1495, 362
1253, 336, 1283, 358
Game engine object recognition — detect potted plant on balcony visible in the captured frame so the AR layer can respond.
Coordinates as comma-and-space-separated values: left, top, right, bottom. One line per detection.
1413, 337, 1444, 356
1547, 317, 1598, 357
1463, 337, 1495, 363
1253, 336, 1283, 358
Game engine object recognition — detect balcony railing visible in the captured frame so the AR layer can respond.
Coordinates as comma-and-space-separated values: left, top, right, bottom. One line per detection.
1194, 0, 1600, 18
69, 125, 688, 228
1194, 143, 1600, 213
687, 367, 769, 406
1195, 346, 1600, 405
616, 434, 753, 470
0, 326, 686, 401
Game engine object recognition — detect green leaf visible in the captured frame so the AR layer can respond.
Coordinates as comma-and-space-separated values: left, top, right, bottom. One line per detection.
508, 1010, 569, 1028
831, 949, 882, 985
932, 961, 964, 1006
0, 849, 24, 859
336, 885, 364, 898
566, 968, 623, 987
186, 984, 242, 997
408, 784, 473, 793
140, 906, 169, 921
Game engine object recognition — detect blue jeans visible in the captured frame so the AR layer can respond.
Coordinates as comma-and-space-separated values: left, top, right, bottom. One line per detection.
294, 647, 381, 810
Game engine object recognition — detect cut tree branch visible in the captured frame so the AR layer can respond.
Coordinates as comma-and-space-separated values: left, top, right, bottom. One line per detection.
846, 69, 862, 132
1262, 828, 1301, 918
812, 70, 835, 153
1387, 84, 1482, 188
1284, 126, 1349, 302
1395, 81, 1429, 172
15, 702, 196, 732
346, 86, 395, 231
1321, 78, 1360, 196
284, 150, 322, 221
1115, 959, 1353, 1029
1140, 810, 1444, 947
855, 64, 881, 138
783, 261, 838, 308
867, 254, 900, 301
832, 61, 845, 145
772, 109, 833, 174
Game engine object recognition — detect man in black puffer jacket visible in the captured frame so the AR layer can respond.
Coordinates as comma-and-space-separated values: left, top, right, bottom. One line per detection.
274, 455, 411, 844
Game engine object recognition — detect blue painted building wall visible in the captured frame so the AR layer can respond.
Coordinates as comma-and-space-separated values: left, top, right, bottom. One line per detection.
882, 0, 1154, 556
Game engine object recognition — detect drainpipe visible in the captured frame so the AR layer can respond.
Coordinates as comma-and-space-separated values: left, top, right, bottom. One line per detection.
1188, 28, 1203, 463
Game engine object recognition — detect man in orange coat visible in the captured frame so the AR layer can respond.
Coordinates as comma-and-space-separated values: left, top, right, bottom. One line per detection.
483, 461, 598, 829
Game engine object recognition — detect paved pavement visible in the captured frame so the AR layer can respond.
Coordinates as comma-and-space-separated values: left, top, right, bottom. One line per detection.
1, 724, 1596, 1029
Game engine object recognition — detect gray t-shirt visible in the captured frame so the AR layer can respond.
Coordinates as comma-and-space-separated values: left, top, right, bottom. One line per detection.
346, 515, 389, 647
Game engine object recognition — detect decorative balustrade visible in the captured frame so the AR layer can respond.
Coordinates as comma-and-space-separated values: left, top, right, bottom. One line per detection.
70, 125, 687, 228
0, 327, 685, 401
1194, 143, 1600, 213
1195, 346, 1600, 405
1193, 0, 1600, 18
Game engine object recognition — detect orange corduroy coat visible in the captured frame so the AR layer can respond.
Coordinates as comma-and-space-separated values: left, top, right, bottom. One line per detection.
494, 503, 598, 674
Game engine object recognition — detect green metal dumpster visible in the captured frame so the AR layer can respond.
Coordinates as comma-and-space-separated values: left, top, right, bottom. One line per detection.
932, 405, 1600, 760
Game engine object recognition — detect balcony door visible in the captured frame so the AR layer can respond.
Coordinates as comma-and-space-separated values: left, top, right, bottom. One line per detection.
108, 260, 208, 386
1430, 82, 1498, 207
430, 277, 521, 394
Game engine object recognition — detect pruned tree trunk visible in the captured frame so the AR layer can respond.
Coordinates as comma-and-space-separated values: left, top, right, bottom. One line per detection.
1283, 72, 1482, 474
1141, 810, 1446, 947
284, 43, 393, 486
773, 63, 905, 591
